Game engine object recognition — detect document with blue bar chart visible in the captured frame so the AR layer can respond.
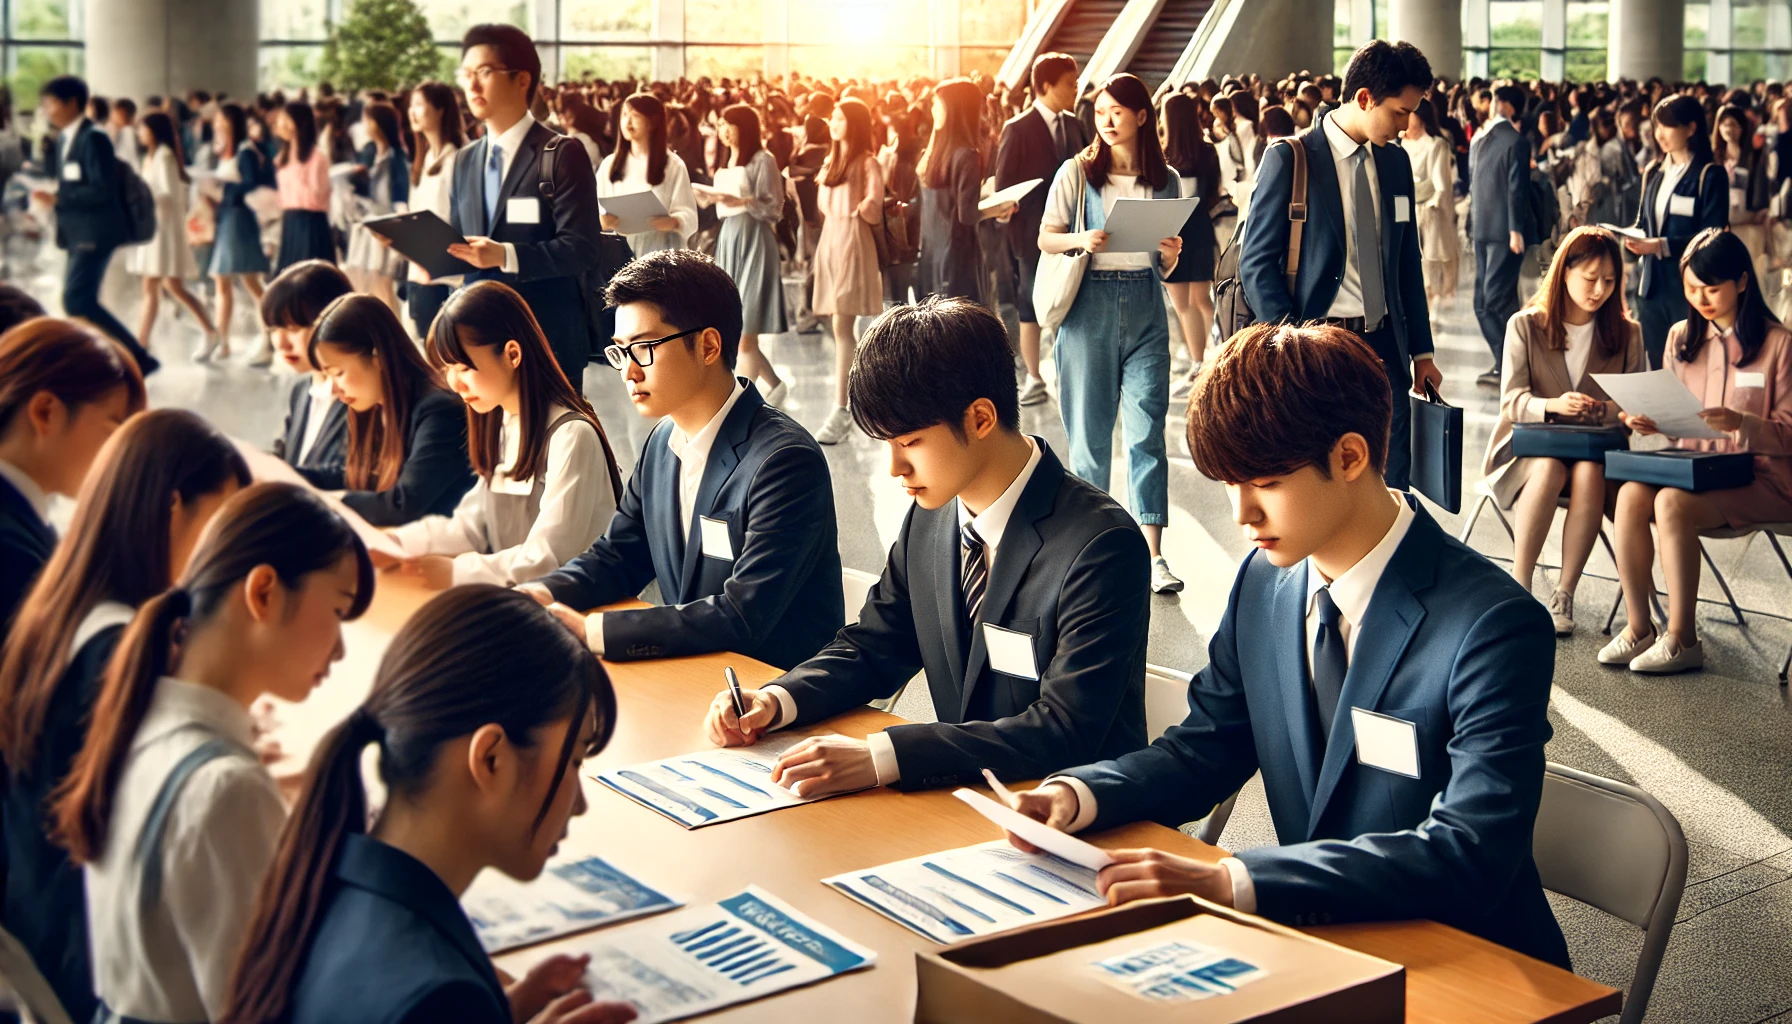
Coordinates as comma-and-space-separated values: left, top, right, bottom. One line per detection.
508, 886, 875, 1023
824, 840, 1108, 944
463, 853, 682, 953
596, 732, 871, 828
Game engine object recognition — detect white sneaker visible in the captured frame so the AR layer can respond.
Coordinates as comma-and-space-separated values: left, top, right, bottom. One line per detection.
1628, 633, 1704, 675
815, 406, 855, 445
1018, 376, 1050, 406
762, 381, 789, 408
1546, 589, 1574, 636
248, 335, 275, 368
1150, 556, 1184, 594
1171, 365, 1202, 401
1597, 627, 1655, 666
192, 332, 222, 362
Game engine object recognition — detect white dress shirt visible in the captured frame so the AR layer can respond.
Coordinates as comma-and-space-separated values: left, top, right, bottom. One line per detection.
0, 458, 49, 522
484, 111, 537, 276
297, 374, 336, 465
596, 147, 701, 254
86, 677, 285, 1022
1652, 153, 1692, 239
391, 404, 617, 587
1049, 490, 1414, 914
584, 382, 745, 655
58, 116, 86, 165
765, 436, 1044, 787
1322, 112, 1382, 322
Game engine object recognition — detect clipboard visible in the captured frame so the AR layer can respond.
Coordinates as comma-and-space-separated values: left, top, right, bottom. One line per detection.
360, 210, 473, 279
1098, 196, 1202, 252
599, 189, 671, 234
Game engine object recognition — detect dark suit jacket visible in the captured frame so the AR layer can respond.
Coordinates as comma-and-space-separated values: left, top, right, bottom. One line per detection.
536, 384, 843, 671
994, 106, 1088, 259
1239, 122, 1434, 364
298, 383, 474, 527
286, 834, 510, 1024
773, 440, 1149, 791
1467, 119, 1530, 241
1633, 156, 1728, 298
0, 474, 54, 634
272, 377, 349, 475
1064, 499, 1570, 968
448, 120, 602, 374
48, 119, 126, 251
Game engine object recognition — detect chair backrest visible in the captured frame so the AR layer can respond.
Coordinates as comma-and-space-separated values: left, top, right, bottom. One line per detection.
1144, 664, 1192, 742
1534, 762, 1687, 1024
841, 568, 881, 627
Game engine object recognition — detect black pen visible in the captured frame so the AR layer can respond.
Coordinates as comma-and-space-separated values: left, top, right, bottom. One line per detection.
725, 665, 747, 719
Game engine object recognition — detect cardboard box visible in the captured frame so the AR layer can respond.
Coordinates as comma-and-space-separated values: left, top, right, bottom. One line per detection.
914, 896, 1403, 1023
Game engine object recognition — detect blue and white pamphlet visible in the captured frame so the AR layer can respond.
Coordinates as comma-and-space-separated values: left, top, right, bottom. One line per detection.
1089, 940, 1269, 1002
464, 854, 681, 953
596, 732, 871, 829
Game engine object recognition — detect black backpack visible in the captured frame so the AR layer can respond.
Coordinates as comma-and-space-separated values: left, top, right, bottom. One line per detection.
1521, 168, 1559, 247
118, 158, 156, 246
537, 135, 633, 359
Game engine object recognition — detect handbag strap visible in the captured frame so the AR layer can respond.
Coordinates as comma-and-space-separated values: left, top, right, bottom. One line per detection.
1073, 157, 1087, 236
1281, 135, 1308, 294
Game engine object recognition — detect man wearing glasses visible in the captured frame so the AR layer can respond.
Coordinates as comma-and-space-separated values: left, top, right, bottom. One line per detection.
441, 23, 603, 379
519, 250, 845, 671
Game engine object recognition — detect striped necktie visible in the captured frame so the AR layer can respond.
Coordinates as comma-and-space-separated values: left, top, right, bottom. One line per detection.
960, 521, 987, 631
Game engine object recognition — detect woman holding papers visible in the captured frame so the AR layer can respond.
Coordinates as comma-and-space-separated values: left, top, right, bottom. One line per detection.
705, 104, 787, 403
1158, 91, 1220, 400
387, 282, 620, 588
128, 111, 221, 362
208, 103, 273, 357
0, 410, 247, 1023
1623, 95, 1726, 369
51, 482, 372, 1023
300, 294, 474, 526
1038, 73, 1185, 595
811, 98, 885, 445
221, 586, 630, 1024
1605, 228, 1792, 674
1481, 227, 1645, 636
343, 103, 411, 320
597, 92, 699, 257
917, 79, 1015, 308
274, 102, 336, 272
403, 83, 463, 340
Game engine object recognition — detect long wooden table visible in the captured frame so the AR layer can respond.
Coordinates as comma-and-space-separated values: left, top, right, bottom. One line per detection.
268, 574, 1622, 1024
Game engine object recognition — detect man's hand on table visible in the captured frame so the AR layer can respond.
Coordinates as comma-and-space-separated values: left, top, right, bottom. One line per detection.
703, 687, 780, 746
770, 735, 877, 797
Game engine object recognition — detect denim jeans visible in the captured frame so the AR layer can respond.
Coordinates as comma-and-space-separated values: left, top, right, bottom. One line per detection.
1054, 269, 1169, 526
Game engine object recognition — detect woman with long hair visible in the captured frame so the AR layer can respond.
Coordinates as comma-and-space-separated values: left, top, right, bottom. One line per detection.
1481, 227, 1646, 634
1158, 91, 1220, 399
1401, 95, 1461, 339
917, 78, 1014, 307
596, 93, 698, 256
52, 482, 373, 1022
401, 82, 465, 341
811, 97, 885, 445
1604, 228, 1792, 674
343, 102, 410, 318
128, 110, 220, 360
274, 102, 335, 272
220, 587, 624, 1024
704, 103, 789, 401
300, 294, 474, 526
1712, 104, 1773, 306
1625, 95, 1728, 368
206, 102, 272, 360
0, 410, 247, 1022
1039, 73, 1185, 594
263, 261, 355, 474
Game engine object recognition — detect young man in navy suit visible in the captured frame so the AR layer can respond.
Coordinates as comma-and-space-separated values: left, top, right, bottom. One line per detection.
1001, 322, 1569, 969
522, 250, 843, 671
704, 296, 1150, 798
443, 24, 603, 379
1238, 41, 1443, 492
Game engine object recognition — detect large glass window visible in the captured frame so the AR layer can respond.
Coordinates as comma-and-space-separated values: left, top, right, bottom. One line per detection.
1488, 1, 1542, 80
561, 45, 652, 81
560, 0, 650, 41
1564, 1, 1606, 82
1686, 3, 1710, 81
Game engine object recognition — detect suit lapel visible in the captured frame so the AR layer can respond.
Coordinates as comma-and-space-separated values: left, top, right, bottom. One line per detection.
958, 443, 1061, 719
932, 509, 968, 699
1533, 330, 1573, 395
1274, 561, 1322, 816
1305, 130, 1345, 279
492, 125, 542, 235
673, 385, 761, 601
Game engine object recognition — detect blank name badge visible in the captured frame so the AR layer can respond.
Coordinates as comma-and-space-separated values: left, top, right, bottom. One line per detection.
1349, 707, 1420, 778
1668, 193, 1696, 217
507, 196, 542, 224
698, 515, 734, 560
981, 623, 1039, 680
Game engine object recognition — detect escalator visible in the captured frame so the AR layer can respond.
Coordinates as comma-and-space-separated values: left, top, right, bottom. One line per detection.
1123, 0, 1215, 91
1042, 0, 1131, 72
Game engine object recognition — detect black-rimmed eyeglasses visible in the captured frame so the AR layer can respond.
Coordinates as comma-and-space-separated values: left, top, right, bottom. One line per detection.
603, 326, 708, 370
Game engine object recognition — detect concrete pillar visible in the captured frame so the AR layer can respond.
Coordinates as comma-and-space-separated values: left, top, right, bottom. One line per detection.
85, 0, 257, 102
1190, 0, 1333, 81
1539, 0, 1565, 82
1706, 0, 1732, 86
1388, 0, 1463, 82
651, 0, 686, 81
931, 0, 963, 78
763, 0, 791, 82
1609, 0, 1684, 82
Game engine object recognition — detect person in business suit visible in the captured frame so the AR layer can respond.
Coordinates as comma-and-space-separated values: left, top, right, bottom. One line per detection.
1623, 95, 1728, 370
262, 261, 354, 474
1239, 40, 1444, 494
441, 24, 603, 381
1468, 84, 1533, 385
999, 321, 1570, 970
32, 76, 157, 375
704, 296, 1149, 795
521, 251, 842, 671
995, 52, 1087, 406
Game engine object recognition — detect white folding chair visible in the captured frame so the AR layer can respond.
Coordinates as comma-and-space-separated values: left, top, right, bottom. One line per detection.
1534, 763, 1687, 1024
1147, 664, 1239, 846
845, 567, 921, 713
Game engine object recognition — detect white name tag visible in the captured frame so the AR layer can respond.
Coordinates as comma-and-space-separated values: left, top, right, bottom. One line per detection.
507, 196, 541, 224
698, 516, 734, 560
1737, 370, 1767, 389
1393, 195, 1411, 223
1350, 708, 1420, 778
1668, 193, 1696, 217
982, 623, 1040, 681
60, 161, 80, 182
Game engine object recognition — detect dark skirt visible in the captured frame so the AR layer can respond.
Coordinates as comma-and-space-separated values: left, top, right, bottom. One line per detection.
1164, 206, 1218, 283
276, 209, 335, 273
210, 204, 270, 276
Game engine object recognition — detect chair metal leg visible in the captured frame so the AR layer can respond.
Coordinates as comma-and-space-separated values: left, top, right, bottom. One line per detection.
1764, 534, 1792, 686
1491, 502, 1516, 541
1599, 528, 1621, 635
1458, 493, 1489, 543
1698, 541, 1746, 626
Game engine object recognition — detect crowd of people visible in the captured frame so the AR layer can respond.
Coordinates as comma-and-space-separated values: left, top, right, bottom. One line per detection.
0, 19, 1789, 1023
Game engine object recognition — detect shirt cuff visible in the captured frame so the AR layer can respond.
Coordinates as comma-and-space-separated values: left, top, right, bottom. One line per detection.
501, 242, 518, 275
583, 611, 605, 656
1044, 774, 1099, 834
762, 685, 797, 732
1220, 856, 1256, 913
866, 731, 900, 787
1413, 353, 1434, 362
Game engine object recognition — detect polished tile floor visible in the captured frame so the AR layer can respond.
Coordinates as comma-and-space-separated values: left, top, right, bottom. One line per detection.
19, 245, 1792, 1024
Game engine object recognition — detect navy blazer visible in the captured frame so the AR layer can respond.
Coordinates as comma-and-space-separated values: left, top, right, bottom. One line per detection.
47, 119, 126, 251
536, 383, 843, 671
1239, 121, 1434, 364
448, 120, 603, 374
994, 106, 1089, 256
299, 383, 474, 527
286, 834, 510, 1024
774, 440, 1149, 791
0, 474, 54, 634
1633, 156, 1728, 298
272, 377, 349, 475
352, 143, 411, 205
1064, 499, 1569, 968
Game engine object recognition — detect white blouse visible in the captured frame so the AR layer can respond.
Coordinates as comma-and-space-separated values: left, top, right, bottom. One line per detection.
86, 676, 284, 1022
596, 148, 700, 251
1042, 162, 1156, 271
390, 404, 618, 586
407, 141, 459, 286
1564, 318, 1596, 387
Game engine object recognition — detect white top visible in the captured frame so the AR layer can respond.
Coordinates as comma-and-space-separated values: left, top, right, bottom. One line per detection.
1564, 318, 1596, 386
390, 403, 617, 587
1233, 118, 1259, 178
1322, 112, 1383, 321
595, 148, 700, 250
484, 113, 537, 276
408, 141, 459, 285
297, 375, 336, 465
58, 117, 86, 164
0, 458, 49, 519
1042, 162, 1155, 270
86, 676, 285, 1022
1653, 153, 1692, 233
112, 127, 141, 169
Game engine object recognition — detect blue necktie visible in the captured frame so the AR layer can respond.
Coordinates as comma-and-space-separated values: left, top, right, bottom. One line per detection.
484, 142, 504, 232
1311, 587, 1347, 736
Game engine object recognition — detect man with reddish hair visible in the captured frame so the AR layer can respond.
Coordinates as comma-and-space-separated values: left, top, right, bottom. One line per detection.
1000, 322, 1570, 969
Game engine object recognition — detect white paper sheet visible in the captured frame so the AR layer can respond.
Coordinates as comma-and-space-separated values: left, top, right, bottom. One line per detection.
231, 439, 407, 558
825, 840, 1107, 944
599, 188, 671, 234
596, 732, 867, 829
463, 854, 681, 953
694, 167, 749, 218
953, 788, 1114, 871
1591, 369, 1728, 440
1099, 196, 1203, 253
979, 177, 1043, 212
509, 886, 875, 1024
1597, 222, 1649, 240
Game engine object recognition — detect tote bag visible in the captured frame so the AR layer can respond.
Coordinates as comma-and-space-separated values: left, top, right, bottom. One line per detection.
1032, 160, 1089, 332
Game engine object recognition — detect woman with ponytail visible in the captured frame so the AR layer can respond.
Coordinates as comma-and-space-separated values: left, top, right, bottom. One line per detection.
0, 409, 248, 1023
51, 481, 373, 1023
222, 585, 630, 1024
